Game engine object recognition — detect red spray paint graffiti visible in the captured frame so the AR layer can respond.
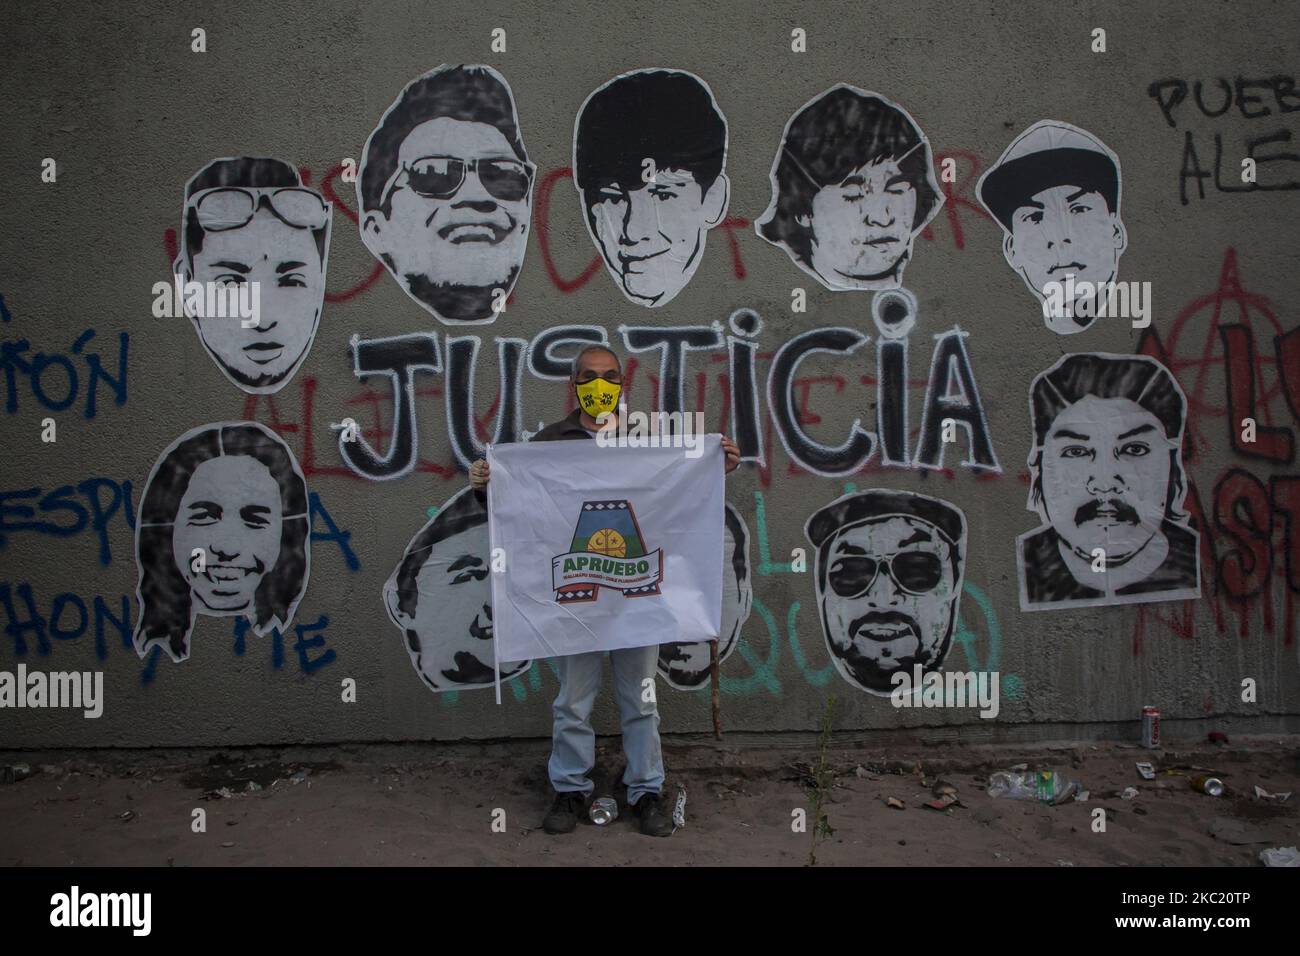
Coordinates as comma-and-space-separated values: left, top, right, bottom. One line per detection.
1132, 247, 1300, 652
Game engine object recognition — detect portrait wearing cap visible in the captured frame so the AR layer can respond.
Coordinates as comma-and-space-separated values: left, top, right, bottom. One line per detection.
805, 490, 967, 696
977, 120, 1127, 334
384, 487, 531, 692
1018, 353, 1200, 611
174, 157, 333, 394
755, 86, 943, 293
358, 64, 534, 325
573, 68, 730, 309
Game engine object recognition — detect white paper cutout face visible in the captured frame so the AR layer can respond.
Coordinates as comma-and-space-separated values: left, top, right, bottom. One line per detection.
135, 422, 311, 663
1019, 353, 1199, 611
819, 515, 960, 695
806, 156, 919, 287
385, 490, 529, 692
359, 66, 533, 325
756, 86, 942, 293
187, 205, 329, 390
1006, 185, 1125, 304
657, 505, 752, 690
978, 120, 1127, 334
1039, 396, 1175, 562
574, 69, 729, 308
587, 169, 727, 306
172, 454, 284, 615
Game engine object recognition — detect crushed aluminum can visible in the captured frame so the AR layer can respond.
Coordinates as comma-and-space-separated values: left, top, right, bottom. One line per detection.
672, 785, 687, 830
1192, 776, 1225, 797
588, 796, 618, 825
1136, 762, 1156, 780
1141, 706, 1161, 748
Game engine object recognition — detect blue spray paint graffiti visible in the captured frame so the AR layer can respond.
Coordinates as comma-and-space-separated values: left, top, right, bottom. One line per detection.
1, 327, 128, 418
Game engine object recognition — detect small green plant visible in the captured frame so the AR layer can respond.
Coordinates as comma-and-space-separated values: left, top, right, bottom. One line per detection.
806, 694, 837, 866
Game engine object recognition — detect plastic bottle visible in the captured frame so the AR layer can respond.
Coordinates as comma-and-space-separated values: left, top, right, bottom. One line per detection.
987, 769, 1079, 804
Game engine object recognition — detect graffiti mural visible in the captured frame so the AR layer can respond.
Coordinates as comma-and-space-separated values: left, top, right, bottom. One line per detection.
657, 503, 753, 690
358, 64, 534, 325
172, 157, 332, 393
329, 304, 1002, 486
805, 489, 967, 695
134, 422, 311, 662
1019, 353, 1200, 611
384, 486, 530, 692
573, 69, 729, 308
755, 86, 942, 292
977, 121, 1127, 334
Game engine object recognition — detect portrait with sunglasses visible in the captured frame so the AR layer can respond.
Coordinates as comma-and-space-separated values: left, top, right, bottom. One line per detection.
358, 64, 533, 325
806, 490, 967, 696
174, 157, 332, 395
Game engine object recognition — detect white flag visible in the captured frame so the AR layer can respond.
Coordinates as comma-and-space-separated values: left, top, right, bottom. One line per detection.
487, 437, 724, 671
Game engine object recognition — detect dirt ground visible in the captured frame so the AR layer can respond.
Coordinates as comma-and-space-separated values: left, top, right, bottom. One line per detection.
1, 736, 1297, 866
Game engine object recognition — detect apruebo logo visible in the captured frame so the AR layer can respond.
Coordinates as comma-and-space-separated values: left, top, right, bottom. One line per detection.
553, 500, 663, 603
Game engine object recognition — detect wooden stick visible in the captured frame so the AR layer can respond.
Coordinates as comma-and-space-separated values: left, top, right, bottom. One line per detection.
710, 640, 722, 739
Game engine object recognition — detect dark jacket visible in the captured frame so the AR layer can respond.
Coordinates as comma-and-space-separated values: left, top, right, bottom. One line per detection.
530, 408, 597, 443
1022, 519, 1199, 605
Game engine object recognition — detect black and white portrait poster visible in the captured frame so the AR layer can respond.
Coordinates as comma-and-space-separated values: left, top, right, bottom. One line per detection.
384, 487, 531, 692
978, 121, 1128, 335
172, 157, 332, 394
573, 68, 729, 308
358, 64, 534, 325
805, 489, 967, 695
1019, 353, 1200, 611
134, 422, 311, 662
755, 85, 942, 293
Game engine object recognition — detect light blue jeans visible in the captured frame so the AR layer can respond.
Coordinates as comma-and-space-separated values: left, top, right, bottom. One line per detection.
548, 644, 664, 805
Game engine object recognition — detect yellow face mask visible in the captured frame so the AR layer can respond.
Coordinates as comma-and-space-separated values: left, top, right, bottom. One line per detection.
575, 377, 621, 418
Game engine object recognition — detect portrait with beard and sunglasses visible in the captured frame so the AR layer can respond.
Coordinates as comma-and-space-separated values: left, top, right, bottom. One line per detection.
806, 490, 967, 696
1018, 353, 1200, 611
358, 64, 534, 325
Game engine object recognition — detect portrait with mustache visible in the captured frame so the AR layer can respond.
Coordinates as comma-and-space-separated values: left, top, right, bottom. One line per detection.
134, 422, 310, 663
385, 487, 531, 692
978, 120, 1127, 335
1019, 353, 1201, 610
806, 490, 967, 696
358, 64, 534, 325
756, 86, 942, 293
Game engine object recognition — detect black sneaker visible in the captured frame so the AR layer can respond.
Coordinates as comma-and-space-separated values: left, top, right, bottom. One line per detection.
543, 791, 588, 835
632, 793, 673, 837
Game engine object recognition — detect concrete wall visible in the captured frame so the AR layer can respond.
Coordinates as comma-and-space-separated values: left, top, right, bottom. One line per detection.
2, 0, 1298, 748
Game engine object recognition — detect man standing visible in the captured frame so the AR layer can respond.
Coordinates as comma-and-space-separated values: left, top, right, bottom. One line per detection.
469, 345, 740, 836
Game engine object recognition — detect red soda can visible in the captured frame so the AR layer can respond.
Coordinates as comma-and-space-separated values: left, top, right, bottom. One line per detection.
1141, 706, 1161, 748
